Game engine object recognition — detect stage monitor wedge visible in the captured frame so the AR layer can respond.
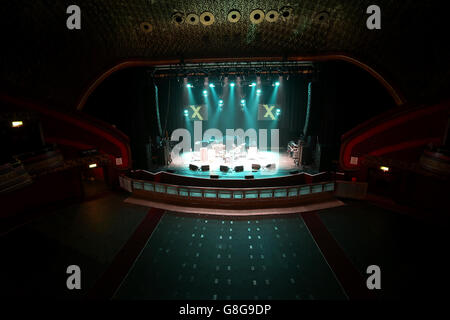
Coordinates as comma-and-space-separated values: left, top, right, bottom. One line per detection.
245, 175, 254, 179
220, 165, 229, 172
266, 163, 276, 170
189, 164, 199, 171
201, 165, 210, 171
234, 165, 244, 172
210, 175, 219, 179
252, 164, 261, 171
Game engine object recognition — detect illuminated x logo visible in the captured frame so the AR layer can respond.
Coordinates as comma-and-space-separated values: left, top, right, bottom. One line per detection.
190, 105, 203, 120
263, 104, 275, 120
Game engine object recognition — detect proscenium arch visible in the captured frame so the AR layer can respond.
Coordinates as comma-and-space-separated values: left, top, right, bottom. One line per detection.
75, 54, 406, 111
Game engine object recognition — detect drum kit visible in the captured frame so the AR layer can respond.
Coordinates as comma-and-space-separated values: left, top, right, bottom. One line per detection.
192, 138, 249, 165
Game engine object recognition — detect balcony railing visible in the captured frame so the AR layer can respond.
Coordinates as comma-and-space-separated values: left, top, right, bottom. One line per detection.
120, 175, 335, 201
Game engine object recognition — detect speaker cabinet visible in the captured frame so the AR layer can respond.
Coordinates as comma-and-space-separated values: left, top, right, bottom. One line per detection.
220, 165, 229, 172
189, 164, 199, 171
201, 165, 210, 171
301, 146, 313, 165
245, 175, 254, 179
234, 165, 244, 172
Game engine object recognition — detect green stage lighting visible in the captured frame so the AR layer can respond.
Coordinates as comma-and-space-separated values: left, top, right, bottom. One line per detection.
274, 81, 280, 86
230, 82, 235, 87
209, 83, 215, 88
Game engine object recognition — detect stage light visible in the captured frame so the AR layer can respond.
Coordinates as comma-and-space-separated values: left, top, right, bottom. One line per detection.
186, 83, 193, 88
184, 109, 189, 116
380, 166, 390, 172
89, 163, 97, 169
230, 82, 235, 87
209, 83, 215, 88
11, 121, 23, 128
256, 89, 262, 95
274, 81, 280, 86
249, 82, 256, 87
276, 108, 281, 115
203, 90, 208, 96
241, 99, 246, 105
219, 99, 224, 105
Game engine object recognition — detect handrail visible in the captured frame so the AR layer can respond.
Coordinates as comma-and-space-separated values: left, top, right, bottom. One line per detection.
129, 177, 331, 192
121, 175, 335, 200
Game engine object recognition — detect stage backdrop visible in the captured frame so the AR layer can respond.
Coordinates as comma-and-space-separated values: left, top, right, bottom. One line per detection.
154, 76, 311, 151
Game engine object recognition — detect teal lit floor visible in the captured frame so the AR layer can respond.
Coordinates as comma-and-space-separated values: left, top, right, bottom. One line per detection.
3, 191, 449, 299
115, 213, 346, 300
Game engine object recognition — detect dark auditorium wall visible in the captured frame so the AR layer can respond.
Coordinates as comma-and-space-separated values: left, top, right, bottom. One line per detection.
307, 61, 396, 170
84, 68, 155, 170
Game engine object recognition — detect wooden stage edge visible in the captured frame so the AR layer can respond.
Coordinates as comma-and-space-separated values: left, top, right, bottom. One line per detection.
124, 197, 346, 216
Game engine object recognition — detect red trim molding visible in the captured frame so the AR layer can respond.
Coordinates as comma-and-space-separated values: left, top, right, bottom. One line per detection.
368, 138, 442, 157
340, 102, 449, 170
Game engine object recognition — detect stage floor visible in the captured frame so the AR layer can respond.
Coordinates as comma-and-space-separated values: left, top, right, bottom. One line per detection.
167, 151, 301, 179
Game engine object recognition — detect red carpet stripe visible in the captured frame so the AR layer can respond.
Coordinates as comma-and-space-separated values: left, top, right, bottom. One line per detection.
301, 211, 375, 300
87, 207, 164, 299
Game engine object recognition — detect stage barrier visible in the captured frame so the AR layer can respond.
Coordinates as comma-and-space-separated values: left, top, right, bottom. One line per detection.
120, 175, 335, 201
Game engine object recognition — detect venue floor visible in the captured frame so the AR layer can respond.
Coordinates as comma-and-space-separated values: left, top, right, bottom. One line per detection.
4, 189, 449, 300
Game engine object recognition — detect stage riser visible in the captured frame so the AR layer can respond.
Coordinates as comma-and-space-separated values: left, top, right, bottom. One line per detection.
131, 189, 335, 210
129, 170, 331, 188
